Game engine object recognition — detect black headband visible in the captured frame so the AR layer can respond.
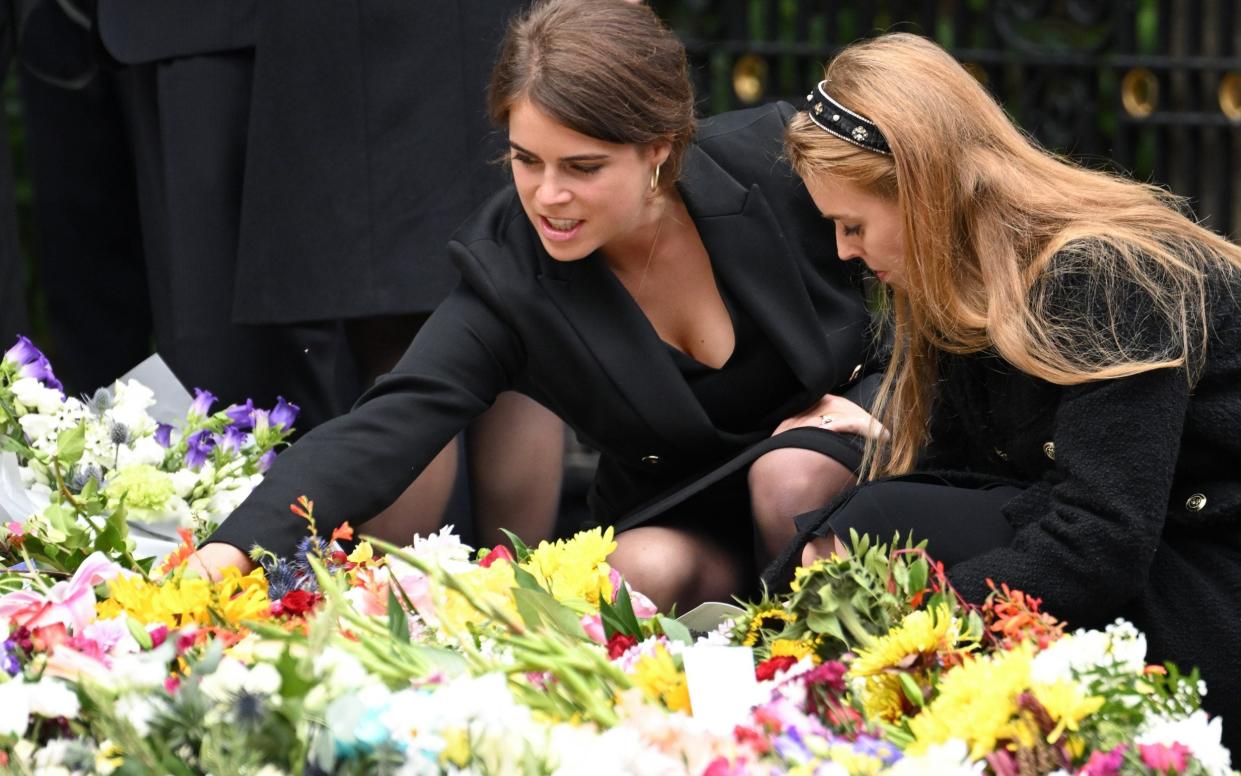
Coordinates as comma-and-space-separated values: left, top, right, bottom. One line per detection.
804, 80, 892, 156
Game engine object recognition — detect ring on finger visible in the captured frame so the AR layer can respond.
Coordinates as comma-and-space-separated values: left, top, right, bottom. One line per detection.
819, 414, 833, 427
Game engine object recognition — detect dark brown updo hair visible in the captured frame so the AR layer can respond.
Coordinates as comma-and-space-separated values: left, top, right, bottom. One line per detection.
488, 0, 696, 192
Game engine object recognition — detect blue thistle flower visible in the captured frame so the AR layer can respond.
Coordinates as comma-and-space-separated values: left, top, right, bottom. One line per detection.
83, 387, 114, 416
261, 557, 302, 601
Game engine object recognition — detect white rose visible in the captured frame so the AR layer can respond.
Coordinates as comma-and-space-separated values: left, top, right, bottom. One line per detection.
10, 377, 63, 414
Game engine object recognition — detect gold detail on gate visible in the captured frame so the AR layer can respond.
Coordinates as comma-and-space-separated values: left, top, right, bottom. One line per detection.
1121, 68, 1158, 119
732, 55, 768, 105
1220, 72, 1241, 121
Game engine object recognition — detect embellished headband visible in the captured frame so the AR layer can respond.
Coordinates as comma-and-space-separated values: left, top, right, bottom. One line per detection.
804, 80, 892, 155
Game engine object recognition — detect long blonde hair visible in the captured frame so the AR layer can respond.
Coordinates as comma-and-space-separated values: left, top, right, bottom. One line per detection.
785, 33, 1241, 477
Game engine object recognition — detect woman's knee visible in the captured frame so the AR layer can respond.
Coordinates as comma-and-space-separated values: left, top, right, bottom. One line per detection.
749, 448, 855, 520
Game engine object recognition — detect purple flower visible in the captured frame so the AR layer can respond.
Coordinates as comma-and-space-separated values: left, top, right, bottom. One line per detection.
189, 388, 217, 418
184, 430, 217, 470
773, 727, 812, 764
220, 426, 246, 454
268, 396, 299, 431
258, 449, 277, 472
3, 335, 40, 367
16, 354, 63, 392
224, 399, 256, 430
0, 640, 20, 676
851, 734, 901, 765
154, 423, 173, 448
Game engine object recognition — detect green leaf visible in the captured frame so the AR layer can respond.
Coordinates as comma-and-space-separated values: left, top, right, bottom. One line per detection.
0, 434, 28, 455
125, 615, 154, 650
56, 422, 87, 467
898, 672, 926, 707
387, 585, 410, 644
498, 528, 533, 564
909, 557, 929, 595
654, 615, 693, 645
612, 583, 643, 636
512, 587, 586, 639
511, 564, 542, 592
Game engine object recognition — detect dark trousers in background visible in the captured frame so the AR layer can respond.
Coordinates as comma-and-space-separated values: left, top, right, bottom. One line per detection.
115, 52, 353, 430
16, 63, 149, 394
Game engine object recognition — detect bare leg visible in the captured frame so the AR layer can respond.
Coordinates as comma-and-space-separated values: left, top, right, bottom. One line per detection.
802, 534, 850, 567
469, 392, 564, 548
748, 447, 855, 568
347, 314, 460, 544
608, 525, 749, 612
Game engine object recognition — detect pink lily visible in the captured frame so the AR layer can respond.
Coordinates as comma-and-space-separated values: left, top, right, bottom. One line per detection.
0, 552, 126, 633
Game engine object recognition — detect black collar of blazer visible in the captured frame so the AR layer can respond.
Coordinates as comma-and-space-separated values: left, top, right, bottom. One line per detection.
536, 144, 837, 455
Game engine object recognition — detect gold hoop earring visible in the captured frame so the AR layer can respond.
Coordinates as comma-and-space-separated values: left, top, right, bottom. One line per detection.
649, 162, 662, 193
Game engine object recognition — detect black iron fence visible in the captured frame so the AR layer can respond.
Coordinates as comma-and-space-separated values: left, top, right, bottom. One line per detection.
651, 0, 1241, 239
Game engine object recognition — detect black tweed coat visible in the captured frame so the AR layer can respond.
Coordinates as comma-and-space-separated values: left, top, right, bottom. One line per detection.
925, 266, 1241, 750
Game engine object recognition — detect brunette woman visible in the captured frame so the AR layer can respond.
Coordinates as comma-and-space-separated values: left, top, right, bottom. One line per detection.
191, 0, 881, 609
781, 33, 1241, 748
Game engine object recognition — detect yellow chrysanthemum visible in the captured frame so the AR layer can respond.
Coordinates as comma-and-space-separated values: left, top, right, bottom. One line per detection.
857, 672, 907, 723
97, 567, 271, 628
849, 605, 962, 677
906, 643, 1034, 760
1032, 680, 1104, 744
631, 643, 691, 713
770, 638, 817, 661
521, 527, 617, 604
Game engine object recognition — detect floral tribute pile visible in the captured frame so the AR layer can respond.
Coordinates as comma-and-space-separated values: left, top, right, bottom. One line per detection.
0, 336, 1234, 775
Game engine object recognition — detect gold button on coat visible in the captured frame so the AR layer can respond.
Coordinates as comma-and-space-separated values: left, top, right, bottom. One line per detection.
640, 455, 661, 465
1186, 493, 1207, 511
1042, 441, 1056, 460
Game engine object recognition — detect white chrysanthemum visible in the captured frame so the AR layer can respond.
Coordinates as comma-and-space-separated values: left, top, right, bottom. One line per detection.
1031, 620, 1147, 685
10, 376, 63, 414
407, 525, 474, 573
1138, 710, 1232, 776
886, 740, 984, 775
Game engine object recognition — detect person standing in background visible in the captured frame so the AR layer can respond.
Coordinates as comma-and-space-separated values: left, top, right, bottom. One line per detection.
14, 0, 148, 395
236, 0, 565, 547
93, 0, 354, 432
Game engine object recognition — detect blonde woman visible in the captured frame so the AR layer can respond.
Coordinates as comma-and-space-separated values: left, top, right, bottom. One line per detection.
781, 33, 1241, 748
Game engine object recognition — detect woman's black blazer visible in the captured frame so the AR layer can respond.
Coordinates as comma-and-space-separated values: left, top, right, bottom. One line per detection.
209, 102, 873, 558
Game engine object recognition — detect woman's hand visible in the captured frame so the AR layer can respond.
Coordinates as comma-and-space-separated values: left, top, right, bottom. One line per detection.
183, 542, 256, 580
774, 392, 888, 442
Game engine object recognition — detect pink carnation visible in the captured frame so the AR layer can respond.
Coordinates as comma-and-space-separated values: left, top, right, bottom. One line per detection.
1139, 742, 1191, 773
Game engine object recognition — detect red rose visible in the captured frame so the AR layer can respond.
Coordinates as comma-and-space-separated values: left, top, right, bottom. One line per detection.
754, 655, 798, 681
280, 589, 322, 616
606, 632, 638, 660
479, 545, 515, 568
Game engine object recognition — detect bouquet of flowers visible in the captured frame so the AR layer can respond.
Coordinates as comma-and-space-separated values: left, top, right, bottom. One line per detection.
0, 336, 296, 575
